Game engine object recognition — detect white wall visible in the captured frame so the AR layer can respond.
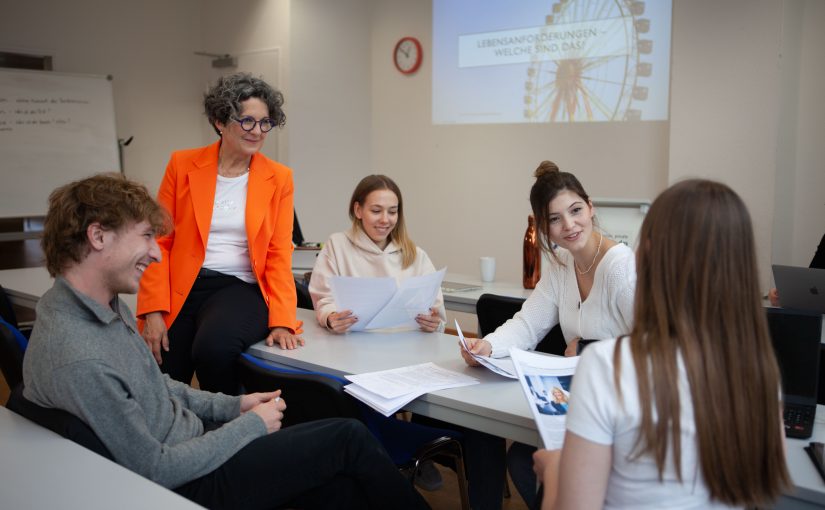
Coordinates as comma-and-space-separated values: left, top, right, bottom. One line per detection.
788, 0, 825, 266
0, 0, 204, 190
289, 0, 374, 241
669, 0, 825, 287
668, 0, 784, 288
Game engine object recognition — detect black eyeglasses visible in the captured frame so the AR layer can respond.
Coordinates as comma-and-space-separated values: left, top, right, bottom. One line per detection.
232, 116, 277, 133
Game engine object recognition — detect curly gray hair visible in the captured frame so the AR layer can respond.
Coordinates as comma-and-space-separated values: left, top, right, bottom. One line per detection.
203, 72, 285, 136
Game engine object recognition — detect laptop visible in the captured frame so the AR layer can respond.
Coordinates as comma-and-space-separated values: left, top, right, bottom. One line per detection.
773, 265, 825, 314
766, 307, 823, 439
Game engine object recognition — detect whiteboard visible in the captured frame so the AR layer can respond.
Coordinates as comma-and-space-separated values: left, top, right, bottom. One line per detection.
0, 68, 119, 217
593, 198, 650, 250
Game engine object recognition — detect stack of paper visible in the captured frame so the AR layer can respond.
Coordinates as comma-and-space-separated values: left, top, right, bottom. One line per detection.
343, 362, 479, 416
455, 320, 518, 378
330, 268, 446, 331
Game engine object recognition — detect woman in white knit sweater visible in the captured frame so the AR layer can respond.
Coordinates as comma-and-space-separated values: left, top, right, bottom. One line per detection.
461, 161, 635, 361
459, 161, 637, 510
309, 174, 445, 333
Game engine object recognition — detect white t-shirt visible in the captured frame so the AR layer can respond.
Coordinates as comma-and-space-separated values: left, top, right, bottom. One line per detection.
202, 173, 255, 283
486, 243, 635, 358
567, 337, 736, 509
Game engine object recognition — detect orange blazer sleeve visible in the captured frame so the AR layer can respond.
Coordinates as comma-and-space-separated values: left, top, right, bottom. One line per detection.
246, 155, 299, 333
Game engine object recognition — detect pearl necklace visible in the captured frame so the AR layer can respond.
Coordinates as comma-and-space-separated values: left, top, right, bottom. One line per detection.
575, 233, 603, 275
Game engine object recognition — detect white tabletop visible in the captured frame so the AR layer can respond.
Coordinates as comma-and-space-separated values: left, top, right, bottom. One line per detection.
0, 266, 137, 312
248, 308, 541, 446
0, 406, 202, 509
779, 406, 825, 508
441, 272, 532, 314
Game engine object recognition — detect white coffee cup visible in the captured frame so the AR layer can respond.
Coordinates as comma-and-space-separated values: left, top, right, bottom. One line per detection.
480, 256, 496, 282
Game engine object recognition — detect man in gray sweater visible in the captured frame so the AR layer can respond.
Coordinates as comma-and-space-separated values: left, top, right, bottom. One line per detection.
22, 174, 428, 510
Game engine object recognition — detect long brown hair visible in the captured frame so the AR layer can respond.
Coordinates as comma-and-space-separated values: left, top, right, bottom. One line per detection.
348, 175, 417, 268
617, 179, 789, 505
529, 160, 592, 265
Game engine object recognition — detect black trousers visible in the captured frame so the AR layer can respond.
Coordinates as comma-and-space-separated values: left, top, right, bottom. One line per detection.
163, 272, 270, 395
173, 418, 430, 510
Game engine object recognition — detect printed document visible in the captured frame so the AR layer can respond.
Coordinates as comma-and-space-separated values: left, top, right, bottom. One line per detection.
330, 268, 446, 331
343, 362, 479, 416
509, 347, 579, 449
455, 320, 517, 378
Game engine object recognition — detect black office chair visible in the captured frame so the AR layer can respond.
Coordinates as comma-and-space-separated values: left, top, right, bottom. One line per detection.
475, 293, 566, 356
6, 383, 114, 460
238, 353, 470, 509
294, 277, 313, 311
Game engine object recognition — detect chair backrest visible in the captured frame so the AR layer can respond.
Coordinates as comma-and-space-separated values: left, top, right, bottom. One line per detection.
238, 353, 359, 427
475, 293, 566, 356
294, 277, 314, 311
0, 285, 20, 329
6, 383, 114, 461
0, 319, 27, 390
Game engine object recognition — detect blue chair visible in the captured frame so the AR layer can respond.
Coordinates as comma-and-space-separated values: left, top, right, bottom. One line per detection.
0, 317, 28, 390
0, 285, 33, 338
238, 352, 470, 509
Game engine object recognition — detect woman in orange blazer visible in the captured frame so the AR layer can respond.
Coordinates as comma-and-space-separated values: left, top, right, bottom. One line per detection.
137, 73, 302, 395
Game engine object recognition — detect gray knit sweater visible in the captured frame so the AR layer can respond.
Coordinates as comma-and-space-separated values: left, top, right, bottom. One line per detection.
22, 277, 267, 488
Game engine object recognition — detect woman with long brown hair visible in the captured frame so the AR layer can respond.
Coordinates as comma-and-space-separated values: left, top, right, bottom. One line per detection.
459, 161, 636, 509
534, 179, 790, 509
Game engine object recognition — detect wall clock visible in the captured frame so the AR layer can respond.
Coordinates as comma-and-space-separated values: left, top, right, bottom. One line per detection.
393, 37, 423, 75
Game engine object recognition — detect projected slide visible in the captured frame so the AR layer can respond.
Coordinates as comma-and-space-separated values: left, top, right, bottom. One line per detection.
433, 0, 672, 124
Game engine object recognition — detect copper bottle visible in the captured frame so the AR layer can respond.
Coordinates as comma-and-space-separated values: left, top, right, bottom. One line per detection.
523, 215, 541, 289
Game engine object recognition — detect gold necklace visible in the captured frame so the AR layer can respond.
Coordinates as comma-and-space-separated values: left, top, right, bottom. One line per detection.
575, 233, 603, 275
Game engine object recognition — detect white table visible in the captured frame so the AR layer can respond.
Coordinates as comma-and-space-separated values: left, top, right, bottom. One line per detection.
249, 309, 541, 446
440, 273, 532, 314
0, 406, 202, 510
0, 266, 131, 313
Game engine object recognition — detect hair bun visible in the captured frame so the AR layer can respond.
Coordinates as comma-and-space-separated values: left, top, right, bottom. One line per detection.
534, 160, 560, 178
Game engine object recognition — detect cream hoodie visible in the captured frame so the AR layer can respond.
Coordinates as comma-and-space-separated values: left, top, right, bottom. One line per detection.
308, 227, 446, 331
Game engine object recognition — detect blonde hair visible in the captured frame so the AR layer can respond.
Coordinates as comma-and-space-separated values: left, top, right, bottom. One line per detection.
348, 175, 417, 268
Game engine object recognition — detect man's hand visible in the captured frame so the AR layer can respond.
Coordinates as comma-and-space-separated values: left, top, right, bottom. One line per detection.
249, 392, 287, 433
240, 390, 280, 413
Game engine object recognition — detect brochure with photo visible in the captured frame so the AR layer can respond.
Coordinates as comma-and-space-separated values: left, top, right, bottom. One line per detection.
509, 347, 579, 449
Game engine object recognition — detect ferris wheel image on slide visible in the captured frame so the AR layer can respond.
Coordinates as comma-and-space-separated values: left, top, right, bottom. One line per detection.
524, 0, 653, 122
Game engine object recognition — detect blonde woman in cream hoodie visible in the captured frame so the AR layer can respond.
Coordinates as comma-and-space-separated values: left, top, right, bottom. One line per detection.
309, 175, 446, 333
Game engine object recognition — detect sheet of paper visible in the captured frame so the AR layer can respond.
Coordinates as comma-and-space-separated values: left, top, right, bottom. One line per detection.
330, 275, 397, 331
345, 361, 478, 399
343, 360, 480, 416
365, 268, 446, 330
455, 320, 517, 378
509, 347, 579, 449
344, 383, 431, 417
